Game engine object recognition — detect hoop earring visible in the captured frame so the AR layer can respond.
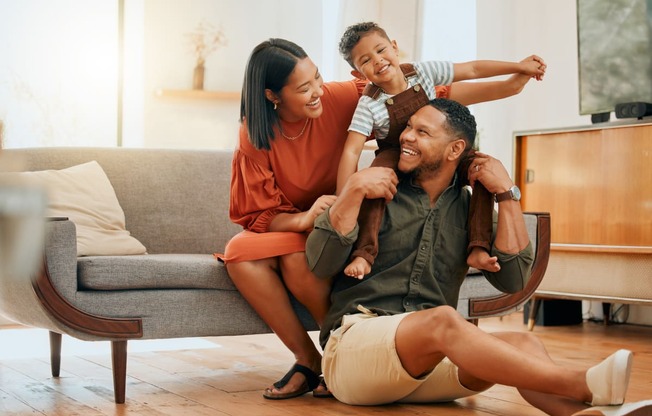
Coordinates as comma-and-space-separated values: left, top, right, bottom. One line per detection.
273, 102, 278, 110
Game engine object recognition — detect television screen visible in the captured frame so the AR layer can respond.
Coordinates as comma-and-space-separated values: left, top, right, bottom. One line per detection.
577, 0, 652, 115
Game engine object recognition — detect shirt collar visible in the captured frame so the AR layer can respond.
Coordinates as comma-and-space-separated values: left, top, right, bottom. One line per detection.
400, 171, 459, 190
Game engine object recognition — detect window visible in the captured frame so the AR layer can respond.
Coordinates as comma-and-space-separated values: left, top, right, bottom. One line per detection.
0, 0, 120, 148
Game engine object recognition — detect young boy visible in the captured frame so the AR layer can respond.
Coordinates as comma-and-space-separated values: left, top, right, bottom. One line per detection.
337, 22, 545, 279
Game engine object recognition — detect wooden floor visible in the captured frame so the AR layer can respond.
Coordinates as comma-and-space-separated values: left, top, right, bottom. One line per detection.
1, 312, 651, 416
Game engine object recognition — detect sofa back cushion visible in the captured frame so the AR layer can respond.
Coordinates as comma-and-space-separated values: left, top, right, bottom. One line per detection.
2, 160, 147, 256
6, 148, 242, 254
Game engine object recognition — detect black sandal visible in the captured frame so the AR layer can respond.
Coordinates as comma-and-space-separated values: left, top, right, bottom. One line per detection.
262, 364, 321, 400
312, 377, 334, 398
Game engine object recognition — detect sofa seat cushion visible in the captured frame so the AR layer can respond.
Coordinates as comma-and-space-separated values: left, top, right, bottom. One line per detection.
77, 254, 235, 291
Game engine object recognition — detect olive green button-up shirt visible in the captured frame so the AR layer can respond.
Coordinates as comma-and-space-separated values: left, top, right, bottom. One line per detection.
306, 176, 534, 349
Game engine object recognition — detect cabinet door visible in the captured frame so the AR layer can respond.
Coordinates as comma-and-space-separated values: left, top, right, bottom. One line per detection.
517, 124, 652, 247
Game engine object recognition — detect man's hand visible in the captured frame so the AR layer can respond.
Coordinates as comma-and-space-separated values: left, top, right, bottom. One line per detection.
467, 152, 529, 254
329, 167, 398, 235
467, 152, 514, 195
346, 167, 399, 202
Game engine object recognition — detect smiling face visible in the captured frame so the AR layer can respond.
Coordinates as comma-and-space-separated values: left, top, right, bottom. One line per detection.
398, 105, 456, 179
349, 31, 401, 87
270, 57, 324, 122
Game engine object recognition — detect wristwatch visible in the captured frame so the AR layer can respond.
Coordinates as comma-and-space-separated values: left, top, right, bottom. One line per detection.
495, 185, 521, 202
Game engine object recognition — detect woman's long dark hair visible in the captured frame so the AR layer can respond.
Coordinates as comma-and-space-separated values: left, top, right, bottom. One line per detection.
240, 39, 308, 150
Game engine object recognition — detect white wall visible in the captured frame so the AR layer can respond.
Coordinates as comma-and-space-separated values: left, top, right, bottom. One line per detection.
136, 0, 323, 150
0, 0, 119, 148
418, 0, 476, 63
474, 0, 591, 172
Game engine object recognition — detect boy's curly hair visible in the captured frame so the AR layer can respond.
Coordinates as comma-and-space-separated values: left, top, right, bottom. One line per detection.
338, 21, 391, 69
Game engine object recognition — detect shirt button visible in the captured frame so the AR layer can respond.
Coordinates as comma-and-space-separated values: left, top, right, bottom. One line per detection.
420, 246, 426, 250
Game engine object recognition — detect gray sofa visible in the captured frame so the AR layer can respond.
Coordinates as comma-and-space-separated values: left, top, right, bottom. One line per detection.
0, 147, 550, 404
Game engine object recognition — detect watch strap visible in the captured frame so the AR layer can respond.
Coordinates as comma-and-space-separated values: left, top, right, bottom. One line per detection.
495, 187, 516, 202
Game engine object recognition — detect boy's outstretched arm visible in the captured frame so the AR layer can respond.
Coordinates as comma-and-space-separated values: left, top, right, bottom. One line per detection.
448, 73, 529, 106
337, 131, 368, 194
452, 54, 546, 82
448, 55, 546, 105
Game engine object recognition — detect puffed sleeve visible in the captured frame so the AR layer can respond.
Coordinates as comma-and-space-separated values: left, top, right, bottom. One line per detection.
229, 124, 300, 232
353, 77, 367, 97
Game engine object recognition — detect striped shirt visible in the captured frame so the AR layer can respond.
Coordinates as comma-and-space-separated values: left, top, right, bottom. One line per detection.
349, 60, 454, 141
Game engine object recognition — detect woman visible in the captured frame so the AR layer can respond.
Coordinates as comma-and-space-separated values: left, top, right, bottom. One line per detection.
219, 38, 542, 400
219, 38, 364, 400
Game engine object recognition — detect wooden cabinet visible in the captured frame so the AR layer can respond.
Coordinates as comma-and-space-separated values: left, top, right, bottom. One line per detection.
515, 120, 652, 250
514, 120, 652, 325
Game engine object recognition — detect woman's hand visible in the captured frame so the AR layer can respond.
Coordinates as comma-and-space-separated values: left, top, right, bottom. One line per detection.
302, 195, 337, 231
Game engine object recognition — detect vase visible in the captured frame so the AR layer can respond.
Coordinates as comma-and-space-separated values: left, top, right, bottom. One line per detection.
192, 63, 205, 90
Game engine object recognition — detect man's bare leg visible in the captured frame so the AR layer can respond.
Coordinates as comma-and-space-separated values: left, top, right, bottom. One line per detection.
395, 305, 624, 408
481, 331, 590, 415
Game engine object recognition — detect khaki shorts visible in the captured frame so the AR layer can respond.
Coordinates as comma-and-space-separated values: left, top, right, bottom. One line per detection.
322, 311, 483, 405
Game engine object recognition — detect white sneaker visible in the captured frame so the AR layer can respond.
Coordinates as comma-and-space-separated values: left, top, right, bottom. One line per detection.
586, 349, 633, 406
573, 399, 652, 416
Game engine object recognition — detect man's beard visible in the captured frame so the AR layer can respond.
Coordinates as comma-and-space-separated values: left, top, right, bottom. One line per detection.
407, 157, 443, 181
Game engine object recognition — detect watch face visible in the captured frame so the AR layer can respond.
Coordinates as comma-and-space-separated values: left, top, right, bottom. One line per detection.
512, 186, 522, 201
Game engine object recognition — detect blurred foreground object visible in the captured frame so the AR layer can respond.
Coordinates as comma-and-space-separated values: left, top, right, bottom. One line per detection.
0, 155, 46, 285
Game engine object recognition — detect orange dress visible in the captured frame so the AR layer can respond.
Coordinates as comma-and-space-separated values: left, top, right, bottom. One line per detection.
218, 80, 367, 263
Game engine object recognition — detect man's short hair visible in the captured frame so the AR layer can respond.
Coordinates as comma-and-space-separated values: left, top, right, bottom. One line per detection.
428, 98, 477, 150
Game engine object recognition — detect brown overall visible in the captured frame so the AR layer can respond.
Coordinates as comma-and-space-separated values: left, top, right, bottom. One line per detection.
351, 64, 493, 266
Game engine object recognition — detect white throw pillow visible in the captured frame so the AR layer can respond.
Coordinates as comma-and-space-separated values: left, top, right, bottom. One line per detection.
4, 161, 146, 256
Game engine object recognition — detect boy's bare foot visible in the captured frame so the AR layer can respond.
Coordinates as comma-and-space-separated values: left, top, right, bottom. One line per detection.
467, 247, 500, 272
344, 256, 371, 279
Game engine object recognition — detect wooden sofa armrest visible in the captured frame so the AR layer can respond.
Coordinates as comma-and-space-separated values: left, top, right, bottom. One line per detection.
33, 217, 142, 339
468, 212, 551, 317
29, 218, 143, 404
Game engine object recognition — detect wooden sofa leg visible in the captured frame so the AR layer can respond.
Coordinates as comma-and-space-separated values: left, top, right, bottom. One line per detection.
111, 340, 128, 404
49, 331, 62, 377
527, 298, 541, 331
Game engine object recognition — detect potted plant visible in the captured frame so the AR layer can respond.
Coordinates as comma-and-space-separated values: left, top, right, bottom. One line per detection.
186, 21, 227, 90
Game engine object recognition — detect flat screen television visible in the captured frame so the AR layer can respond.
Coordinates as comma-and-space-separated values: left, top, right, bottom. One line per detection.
577, 0, 652, 115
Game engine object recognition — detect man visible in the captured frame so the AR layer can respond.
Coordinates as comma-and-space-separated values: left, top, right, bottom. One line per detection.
306, 99, 650, 415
